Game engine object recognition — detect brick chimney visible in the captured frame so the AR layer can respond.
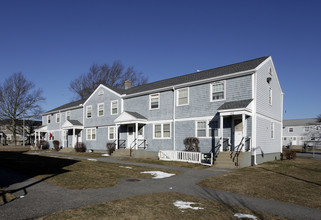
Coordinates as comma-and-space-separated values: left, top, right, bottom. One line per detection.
124, 80, 132, 90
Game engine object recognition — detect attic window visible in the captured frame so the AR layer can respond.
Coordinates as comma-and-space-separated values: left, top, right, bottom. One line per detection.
98, 90, 104, 96
268, 67, 273, 76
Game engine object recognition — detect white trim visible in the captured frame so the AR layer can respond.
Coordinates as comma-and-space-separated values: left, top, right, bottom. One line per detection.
108, 126, 116, 140
111, 100, 119, 115
86, 105, 92, 118
149, 93, 160, 110
195, 120, 217, 138
153, 123, 171, 139
66, 111, 71, 121
97, 103, 104, 117
210, 81, 226, 102
176, 87, 189, 106
83, 84, 122, 106
256, 112, 282, 124
56, 113, 60, 123
271, 122, 275, 139
86, 128, 96, 140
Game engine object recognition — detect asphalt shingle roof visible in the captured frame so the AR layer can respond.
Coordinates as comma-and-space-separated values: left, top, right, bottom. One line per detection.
124, 56, 269, 95
125, 111, 147, 120
283, 118, 320, 126
44, 56, 269, 114
67, 120, 83, 126
218, 99, 253, 111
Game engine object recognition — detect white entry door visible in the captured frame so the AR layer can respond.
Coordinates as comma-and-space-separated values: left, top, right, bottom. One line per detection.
234, 119, 243, 150
127, 125, 135, 149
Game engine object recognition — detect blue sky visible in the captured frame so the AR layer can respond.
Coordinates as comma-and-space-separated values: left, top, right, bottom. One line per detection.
0, 0, 320, 119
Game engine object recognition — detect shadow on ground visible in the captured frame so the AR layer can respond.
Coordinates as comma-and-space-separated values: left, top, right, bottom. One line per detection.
0, 151, 79, 204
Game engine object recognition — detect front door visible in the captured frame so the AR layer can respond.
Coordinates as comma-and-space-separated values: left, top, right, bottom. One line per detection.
127, 125, 135, 149
233, 119, 243, 150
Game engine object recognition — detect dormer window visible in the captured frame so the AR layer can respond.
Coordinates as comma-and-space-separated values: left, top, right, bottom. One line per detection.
269, 67, 273, 76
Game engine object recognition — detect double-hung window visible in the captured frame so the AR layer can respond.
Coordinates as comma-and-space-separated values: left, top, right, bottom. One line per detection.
98, 103, 104, 117
177, 88, 189, 106
196, 120, 217, 138
111, 100, 118, 115
154, 123, 171, 139
211, 81, 225, 101
86, 128, 96, 140
66, 111, 70, 120
47, 115, 51, 124
108, 127, 116, 140
86, 105, 92, 118
56, 113, 60, 123
288, 128, 293, 133
150, 94, 160, 109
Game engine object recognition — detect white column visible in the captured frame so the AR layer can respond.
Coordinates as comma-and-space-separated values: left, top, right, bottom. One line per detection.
62, 130, 65, 148
242, 114, 246, 150
135, 123, 138, 149
115, 124, 119, 149
72, 128, 75, 148
220, 115, 224, 151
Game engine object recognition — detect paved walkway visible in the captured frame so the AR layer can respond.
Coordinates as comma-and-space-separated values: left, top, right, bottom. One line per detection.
1, 152, 321, 220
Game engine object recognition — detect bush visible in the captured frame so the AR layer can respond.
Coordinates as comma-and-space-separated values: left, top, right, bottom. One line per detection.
74, 142, 86, 152
184, 137, 200, 152
106, 142, 116, 155
53, 140, 60, 151
284, 151, 296, 160
36, 140, 49, 150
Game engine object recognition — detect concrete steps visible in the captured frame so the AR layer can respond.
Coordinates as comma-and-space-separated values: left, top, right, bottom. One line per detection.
214, 152, 238, 169
60, 147, 74, 153
112, 149, 131, 157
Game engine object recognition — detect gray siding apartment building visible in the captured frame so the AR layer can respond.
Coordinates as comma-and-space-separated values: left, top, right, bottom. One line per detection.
36, 56, 283, 165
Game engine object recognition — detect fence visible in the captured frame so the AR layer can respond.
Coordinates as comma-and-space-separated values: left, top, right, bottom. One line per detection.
158, 150, 213, 166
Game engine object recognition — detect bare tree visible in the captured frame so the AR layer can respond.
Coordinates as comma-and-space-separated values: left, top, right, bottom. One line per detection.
70, 61, 148, 99
0, 73, 45, 145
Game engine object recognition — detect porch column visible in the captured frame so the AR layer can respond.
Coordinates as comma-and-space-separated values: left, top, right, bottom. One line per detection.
72, 128, 75, 148
115, 124, 119, 149
220, 115, 224, 152
135, 123, 138, 150
242, 114, 246, 147
61, 129, 64, 148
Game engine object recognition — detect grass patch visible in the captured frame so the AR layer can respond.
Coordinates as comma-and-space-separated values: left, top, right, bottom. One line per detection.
122, 157, 208, 169
40, 192, 286, 220
0, 152, 179, 189
199, 158, 321, 209
0, 189, 16, 205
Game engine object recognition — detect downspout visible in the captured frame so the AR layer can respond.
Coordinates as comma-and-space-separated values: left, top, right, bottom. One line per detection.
281, 92, 284, 154
173, 87, 176, 150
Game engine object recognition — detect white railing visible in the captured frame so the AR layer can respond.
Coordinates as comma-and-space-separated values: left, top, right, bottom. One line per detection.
158, 150, 213, 166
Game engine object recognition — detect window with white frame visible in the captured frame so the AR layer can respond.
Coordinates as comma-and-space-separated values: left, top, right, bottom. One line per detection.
86, 128, 96, 140
289, 127, 293, 132
56, 113, 60, 123
269, 87, 272, 105
150, 94, 160, 109
108, 126, 116, 140
196, 120, 217, 138
97, 103, 104, 117
211, 81, 225, 101
304, 127, 310, 132
86, 105, 92, 118
111, 100, 118, 115
177, 88, 189, 106
47, 115, 51, 124
154, 123, 171, 139
66, 111, 70, 120
271, 122, 275, 139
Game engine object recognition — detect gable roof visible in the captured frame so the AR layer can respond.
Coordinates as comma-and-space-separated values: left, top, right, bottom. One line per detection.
218, 99, 253, 111
283, 118, 320, 127
44, 99, 86, 115
124, 56, 269, 95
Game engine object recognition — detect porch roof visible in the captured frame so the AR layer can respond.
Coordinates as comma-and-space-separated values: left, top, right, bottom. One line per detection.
62, 120, 84, 129
114, 111, 147, 125
34, 125, 48, 132
218, 99, 253, 116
